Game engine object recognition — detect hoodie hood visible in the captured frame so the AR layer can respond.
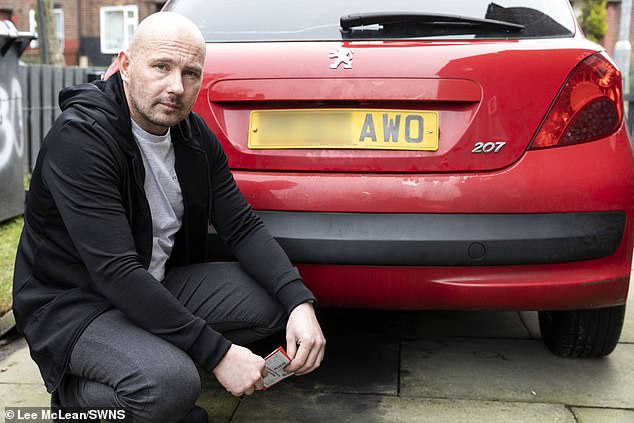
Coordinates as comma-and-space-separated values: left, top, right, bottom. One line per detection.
58, 72, 138, 156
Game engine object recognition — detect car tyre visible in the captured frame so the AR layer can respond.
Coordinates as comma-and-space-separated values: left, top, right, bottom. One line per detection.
538, 305, 625, 358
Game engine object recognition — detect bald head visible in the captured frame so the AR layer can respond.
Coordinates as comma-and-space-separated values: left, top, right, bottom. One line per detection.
118, 11, 206, 135
129, 12, 205, 59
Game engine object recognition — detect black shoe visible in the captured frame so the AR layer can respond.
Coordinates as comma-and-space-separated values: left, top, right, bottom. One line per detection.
176, 405, 208, 423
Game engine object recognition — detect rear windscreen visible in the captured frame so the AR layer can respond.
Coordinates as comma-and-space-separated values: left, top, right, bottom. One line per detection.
163, 0, 576, 42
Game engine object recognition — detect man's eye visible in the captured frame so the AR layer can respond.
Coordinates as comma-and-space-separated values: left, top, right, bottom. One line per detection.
155, 64, 167, 71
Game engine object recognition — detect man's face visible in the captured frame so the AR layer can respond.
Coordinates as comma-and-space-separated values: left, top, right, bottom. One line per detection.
120, 34, 204, 135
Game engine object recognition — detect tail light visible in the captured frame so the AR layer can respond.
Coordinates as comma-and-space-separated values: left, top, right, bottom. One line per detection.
529, 52, 623, 150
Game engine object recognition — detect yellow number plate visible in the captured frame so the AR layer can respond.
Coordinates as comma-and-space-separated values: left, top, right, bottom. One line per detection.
248, 109, 439, 151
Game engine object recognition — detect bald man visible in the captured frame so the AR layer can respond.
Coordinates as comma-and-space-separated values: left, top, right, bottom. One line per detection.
13, 12, 324, 423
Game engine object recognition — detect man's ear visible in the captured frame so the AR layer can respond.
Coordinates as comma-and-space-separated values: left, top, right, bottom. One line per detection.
118, 51, 131, 82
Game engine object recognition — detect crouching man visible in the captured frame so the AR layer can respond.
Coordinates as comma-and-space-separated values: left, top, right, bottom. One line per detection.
13, 11, 325, 423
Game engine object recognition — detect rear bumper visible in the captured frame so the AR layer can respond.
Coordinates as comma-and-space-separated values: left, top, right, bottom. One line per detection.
209, 211, 625, 266
217, 133, 634, 310
296, 264, 630, 311
207, 211, 631, 311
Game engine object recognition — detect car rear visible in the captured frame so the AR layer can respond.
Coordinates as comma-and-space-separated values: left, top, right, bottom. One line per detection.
163, 0, 634, 357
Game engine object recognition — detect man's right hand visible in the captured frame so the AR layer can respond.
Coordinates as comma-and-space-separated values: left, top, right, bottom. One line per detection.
212, 344, 267, 396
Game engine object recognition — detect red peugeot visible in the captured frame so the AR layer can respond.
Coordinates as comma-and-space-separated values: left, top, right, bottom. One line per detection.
158, 0, 633, 357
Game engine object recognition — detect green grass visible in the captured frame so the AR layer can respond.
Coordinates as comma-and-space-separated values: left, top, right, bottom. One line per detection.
0, 216, 23, 315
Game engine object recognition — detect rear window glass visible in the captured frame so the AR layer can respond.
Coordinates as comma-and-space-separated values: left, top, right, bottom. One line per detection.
164, 0, 576, 42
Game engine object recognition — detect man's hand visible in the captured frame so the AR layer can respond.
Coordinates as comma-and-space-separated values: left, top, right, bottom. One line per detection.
212, 344, 267, 396
285, 302, 326, 375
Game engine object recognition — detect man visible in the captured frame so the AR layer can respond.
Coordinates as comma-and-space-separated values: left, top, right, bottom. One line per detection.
13, 12, 325, 423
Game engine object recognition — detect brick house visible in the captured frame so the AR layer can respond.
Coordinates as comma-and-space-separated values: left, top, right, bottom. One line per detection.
0, 0, 165, 66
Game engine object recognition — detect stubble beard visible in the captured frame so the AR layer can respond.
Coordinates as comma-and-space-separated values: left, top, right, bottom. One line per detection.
129, 91, 185, 133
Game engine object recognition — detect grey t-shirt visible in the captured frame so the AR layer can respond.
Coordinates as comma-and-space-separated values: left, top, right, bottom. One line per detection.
131, 120, 184, 281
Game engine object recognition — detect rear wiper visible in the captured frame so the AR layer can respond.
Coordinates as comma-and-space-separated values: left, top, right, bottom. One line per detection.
340, 12, 525, 32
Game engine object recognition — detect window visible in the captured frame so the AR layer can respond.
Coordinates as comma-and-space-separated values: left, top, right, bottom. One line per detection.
28, 8, 64, 50
165, 0, 576, 41
100, 5, 138, 54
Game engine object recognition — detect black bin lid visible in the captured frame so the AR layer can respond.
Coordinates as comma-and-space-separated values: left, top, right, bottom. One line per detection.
0, 20, 36, 57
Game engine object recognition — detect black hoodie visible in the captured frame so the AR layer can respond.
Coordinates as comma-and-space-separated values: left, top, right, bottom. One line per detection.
12, 73, 315, 392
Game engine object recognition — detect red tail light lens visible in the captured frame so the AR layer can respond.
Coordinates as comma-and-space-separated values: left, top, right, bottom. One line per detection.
529, 52, 623, 150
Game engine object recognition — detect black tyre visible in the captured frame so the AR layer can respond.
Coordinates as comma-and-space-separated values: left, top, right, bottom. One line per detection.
538, 305, 626, 358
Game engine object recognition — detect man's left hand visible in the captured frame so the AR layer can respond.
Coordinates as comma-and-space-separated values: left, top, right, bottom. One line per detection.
285, 302, 326, 375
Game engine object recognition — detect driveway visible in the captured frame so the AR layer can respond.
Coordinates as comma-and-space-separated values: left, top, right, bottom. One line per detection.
1, 278, 633, 422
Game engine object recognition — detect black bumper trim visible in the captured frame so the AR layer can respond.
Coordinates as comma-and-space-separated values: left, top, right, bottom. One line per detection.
207, 211, 626, 266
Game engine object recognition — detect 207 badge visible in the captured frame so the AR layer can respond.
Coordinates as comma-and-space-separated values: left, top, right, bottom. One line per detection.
472, 141, 507, 153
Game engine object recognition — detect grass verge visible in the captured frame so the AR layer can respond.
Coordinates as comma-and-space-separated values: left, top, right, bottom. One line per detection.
0, 216, 23, 316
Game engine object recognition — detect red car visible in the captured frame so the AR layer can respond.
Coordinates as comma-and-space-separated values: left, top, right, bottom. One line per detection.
157, 0, 633, 357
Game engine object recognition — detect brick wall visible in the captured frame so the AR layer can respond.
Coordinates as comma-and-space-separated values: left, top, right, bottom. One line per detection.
0, 0, 163, 66
603, 0, 633, 63
605, 2, 620, 57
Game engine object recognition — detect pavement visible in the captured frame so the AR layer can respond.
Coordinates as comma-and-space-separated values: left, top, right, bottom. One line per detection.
0, 285, 633, 422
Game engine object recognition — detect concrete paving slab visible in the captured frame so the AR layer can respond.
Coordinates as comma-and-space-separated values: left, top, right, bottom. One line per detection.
0, 274, 632, 421
273, 333, 399, 395
0, 311, 15, 338
233, 390, 577, 423
201, 331, 399, 396
571, 407, 634, 423
390, 310, 534, 340
401, 338, 634, 409
0, 383, 50, 413
0, 337, 43, 385
195, 371, 240, 422
195, 388, 240, 423
519, 311, 541, 339
0, 332, 20, 362
621, 283, 634, 343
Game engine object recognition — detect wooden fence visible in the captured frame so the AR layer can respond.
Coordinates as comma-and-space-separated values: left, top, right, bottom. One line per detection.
19, 64, 103, 172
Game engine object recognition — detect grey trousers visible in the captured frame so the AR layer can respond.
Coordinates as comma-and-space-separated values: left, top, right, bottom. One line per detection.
57, 262, 288, 423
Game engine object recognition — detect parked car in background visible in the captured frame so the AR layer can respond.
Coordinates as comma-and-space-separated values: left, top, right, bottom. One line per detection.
156, 0, 634, 357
